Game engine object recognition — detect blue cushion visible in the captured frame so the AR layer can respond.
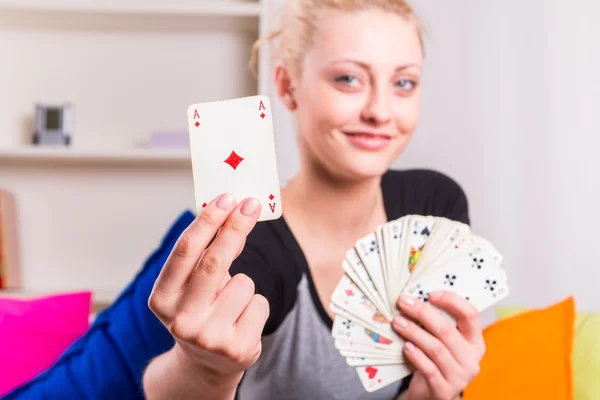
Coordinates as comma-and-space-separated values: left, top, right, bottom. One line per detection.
4, 210, 196, 400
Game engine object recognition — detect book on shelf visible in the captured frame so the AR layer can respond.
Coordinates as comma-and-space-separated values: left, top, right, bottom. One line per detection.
0, 189, 21, 289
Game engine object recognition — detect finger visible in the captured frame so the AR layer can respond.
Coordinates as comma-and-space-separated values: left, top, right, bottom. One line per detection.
214, 240, 246, 296
403, 342, 452, 398
397, 294, 475, 367
212, 240, 246, 297
398, 294, 460, 339
234, 238, 247, 260
151, 193, 237, 299
211, 274, 256, 325
235, 294, 270, 349
179, 198, 261, 311
393, 315, 461, 380
427, 290, 484, 348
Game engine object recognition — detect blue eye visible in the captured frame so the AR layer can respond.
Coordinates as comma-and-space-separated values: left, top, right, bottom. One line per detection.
335, 75, 359, 86
397, 79, 416, 90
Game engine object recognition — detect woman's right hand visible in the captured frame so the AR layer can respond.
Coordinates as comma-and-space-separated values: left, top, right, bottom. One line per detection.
148, 193, 269, 392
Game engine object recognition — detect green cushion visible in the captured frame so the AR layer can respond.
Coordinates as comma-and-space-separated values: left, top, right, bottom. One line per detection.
497, 306, 600, 400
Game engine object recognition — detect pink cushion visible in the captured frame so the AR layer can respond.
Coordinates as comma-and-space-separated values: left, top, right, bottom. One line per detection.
0, 291, 92, 396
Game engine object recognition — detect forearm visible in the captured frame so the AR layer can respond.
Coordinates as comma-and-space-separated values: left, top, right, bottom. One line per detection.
143, 346, 239, 400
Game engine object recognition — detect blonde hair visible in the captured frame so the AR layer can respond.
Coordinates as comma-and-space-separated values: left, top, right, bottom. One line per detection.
249, 0, 425, 79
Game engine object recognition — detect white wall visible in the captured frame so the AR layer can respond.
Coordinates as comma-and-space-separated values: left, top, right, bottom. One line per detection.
401, 0, 599, 312
268, 0, 600, 311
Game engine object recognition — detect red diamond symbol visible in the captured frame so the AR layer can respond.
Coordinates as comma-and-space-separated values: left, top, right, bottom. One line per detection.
260, 113, 266, 119
202, 202, 207, 208
194, 121, 200, 127
224, 150, 244, 170
269, 194, 274, 201
345, 289, 354, 297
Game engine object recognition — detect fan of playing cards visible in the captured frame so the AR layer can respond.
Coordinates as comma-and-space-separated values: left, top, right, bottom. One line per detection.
329, 215, 510, 392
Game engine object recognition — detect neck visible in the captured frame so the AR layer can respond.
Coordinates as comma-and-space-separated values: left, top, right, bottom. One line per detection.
282, 163, 387, 238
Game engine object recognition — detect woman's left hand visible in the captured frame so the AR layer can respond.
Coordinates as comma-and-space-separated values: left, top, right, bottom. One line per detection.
392, 290, 485, 400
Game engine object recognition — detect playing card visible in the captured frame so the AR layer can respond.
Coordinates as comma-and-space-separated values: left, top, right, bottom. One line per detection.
356, 364, 413, 392
404, 216, 436, 275
411, 217, 451, 268
344, 253, 392, 320
375, 225, 390, 305
330, 277, 398, 340
408, 233, 504, 286
340, 348, 400, 359
331, 314, 402, 352
329, 302, 402, 346
409, 219, 471, 284
387, 216, 411, 309
336, 340, 407, 365
382, 219, 404, 310
346, 356, 404, 367
335, 339, 396, 354
330, 214, 510, 393
355, 232, 390, 313
403, 247, 509, 312
391, 216, 436, 306
187, 95, 282, 221
470, 234, 505, 273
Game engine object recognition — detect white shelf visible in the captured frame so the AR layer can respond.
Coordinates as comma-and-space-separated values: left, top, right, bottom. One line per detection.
0, 146, 191, 166
0, 1, 262, 17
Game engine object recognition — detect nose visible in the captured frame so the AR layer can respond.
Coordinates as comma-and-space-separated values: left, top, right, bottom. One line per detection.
361, 87, 392, 125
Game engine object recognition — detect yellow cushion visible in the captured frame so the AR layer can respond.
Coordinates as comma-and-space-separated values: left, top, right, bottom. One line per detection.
463, 297, 575, 400
496, 305, 600, 400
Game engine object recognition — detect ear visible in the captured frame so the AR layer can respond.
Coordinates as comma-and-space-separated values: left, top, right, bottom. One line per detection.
273, 63, 297, 111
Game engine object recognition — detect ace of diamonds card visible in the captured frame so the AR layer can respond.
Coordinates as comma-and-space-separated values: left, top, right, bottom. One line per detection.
187, 95, 282, 222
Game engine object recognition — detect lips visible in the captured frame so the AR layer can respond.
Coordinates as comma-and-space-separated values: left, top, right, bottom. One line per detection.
342, 130, 392, 151
344, 131, 392, 140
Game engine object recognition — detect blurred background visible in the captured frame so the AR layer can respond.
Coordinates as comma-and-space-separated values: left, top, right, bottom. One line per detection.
0, 0, 598, 314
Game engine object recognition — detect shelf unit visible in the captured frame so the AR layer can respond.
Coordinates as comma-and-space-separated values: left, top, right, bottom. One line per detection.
0, 146, 191, 166
0, 1, 262, 17
0, 0, 275, 300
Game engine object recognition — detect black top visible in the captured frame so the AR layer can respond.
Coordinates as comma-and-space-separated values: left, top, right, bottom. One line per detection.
230, 168, 470, 335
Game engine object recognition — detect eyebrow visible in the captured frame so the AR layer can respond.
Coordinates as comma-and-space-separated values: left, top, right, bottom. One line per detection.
328, 59, 422, 72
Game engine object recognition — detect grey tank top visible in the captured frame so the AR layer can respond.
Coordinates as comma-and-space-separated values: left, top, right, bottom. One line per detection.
237, 274, 402, 400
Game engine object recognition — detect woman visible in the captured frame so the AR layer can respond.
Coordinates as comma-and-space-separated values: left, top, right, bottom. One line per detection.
144, 1, 485, 399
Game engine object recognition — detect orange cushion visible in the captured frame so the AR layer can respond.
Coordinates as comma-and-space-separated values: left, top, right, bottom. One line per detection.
464, 297, 575, 400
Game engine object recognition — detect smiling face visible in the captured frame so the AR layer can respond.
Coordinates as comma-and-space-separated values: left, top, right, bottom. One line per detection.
278, 8, 424, 181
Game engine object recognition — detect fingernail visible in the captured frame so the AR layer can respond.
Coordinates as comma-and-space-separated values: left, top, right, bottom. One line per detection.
429, 291, 443, 300
393, 316, 408, 328
405, 342, 415, 352
401, 296, 415, 307
241, 198, 260, 216
216, 193, 236, 211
